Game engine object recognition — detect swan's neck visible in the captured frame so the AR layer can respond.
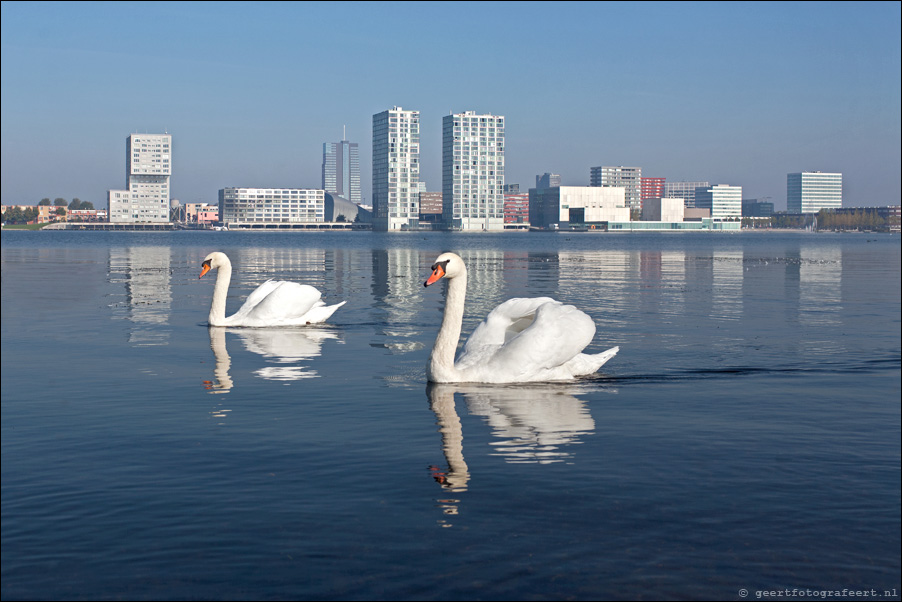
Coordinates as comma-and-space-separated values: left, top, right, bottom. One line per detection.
209, 262, 232, 326
429, 270, 467, 382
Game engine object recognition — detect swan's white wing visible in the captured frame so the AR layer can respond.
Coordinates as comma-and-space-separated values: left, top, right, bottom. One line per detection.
456, 300, 598, 381
298, 300, 347, 324
239, 279, 283, 313
494, 301, 596, 372
463, 297, 557, 350
235, 282, 323, 324
457, 298, 595, 377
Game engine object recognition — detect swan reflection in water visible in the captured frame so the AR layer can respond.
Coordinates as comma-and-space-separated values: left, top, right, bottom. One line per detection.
427, 381, 607, 525
205, 326, 341, 392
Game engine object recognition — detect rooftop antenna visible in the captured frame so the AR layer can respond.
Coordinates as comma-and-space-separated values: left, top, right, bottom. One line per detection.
343, 125, 346, 141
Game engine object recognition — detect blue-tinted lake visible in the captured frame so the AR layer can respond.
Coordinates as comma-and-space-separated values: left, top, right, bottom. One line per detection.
2, 230, 900, 600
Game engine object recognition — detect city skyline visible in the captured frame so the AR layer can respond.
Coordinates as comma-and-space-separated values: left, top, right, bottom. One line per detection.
1, 2, 899, 210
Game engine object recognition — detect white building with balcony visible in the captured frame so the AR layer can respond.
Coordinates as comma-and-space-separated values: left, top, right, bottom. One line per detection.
218, 188, 325, 226
108, 133, 171, 223
372, 107, 420, 231
443, 111, 506, 231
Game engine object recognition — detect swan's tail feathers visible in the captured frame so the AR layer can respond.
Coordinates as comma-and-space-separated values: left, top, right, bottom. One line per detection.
569, 346, 619, 376
301, 300, 346, 324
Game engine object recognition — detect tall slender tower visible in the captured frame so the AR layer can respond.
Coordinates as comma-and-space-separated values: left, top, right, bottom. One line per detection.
108, 133, 172, 223
372, 107, 420, 231
442, 111, 505, 231
322, 130, 360, 204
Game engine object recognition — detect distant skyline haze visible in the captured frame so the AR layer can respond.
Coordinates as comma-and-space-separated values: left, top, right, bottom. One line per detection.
1, 1, 899, 210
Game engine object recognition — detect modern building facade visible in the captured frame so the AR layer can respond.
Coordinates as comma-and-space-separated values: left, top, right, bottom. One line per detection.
372, 107, 420, 231
503, 192, 529, 224
536, 173, 561, 189
418, 191, 443, 223
442, 111, 505, 231
108, 133, 172, 223
742, 198, 775, 217
529, 186, 629, 230
641, 198, 685, 222
322, 138, 361, 204
787, 172, 842, 213
694, 184, 742, 220
218, 188, 325, 226
641, 177, 666, 201
664, 181, 709, 209
590, 166, 642, 212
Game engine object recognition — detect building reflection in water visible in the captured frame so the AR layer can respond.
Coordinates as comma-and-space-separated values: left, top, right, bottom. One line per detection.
218, 247, 348, 309
108, 247, 172, 346
800, 246, 841, 328
206, 325, 340, 394
370, 248, 428, 353
711, 250, 744, 320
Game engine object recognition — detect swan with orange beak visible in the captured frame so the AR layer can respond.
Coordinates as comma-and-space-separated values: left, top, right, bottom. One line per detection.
423, 252, 618, 383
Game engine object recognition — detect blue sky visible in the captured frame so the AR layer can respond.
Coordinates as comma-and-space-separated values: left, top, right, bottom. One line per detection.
2, 1, 899, 209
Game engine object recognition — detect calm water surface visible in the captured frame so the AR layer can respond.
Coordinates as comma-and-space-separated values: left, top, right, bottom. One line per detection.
2, 230, 900, 600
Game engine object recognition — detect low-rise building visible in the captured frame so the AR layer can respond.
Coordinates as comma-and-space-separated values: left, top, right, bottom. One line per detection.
529, 186, 629, 230
67, 209, 107, 222
641, 198, 685, 222
219, 188, 325, 227
503, 193, 529, 224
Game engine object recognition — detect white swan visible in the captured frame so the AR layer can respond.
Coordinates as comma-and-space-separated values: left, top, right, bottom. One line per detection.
423, 252, 618, 383
199, 251, 345, 327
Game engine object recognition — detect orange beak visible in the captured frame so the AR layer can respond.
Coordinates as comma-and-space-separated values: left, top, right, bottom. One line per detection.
199, 263, 211, 279
425, 264, 445, 287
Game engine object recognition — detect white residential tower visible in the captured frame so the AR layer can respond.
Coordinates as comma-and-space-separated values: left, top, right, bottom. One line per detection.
108, 133, 171, 223
442, 111, 505, 231
372, 107, 420, 231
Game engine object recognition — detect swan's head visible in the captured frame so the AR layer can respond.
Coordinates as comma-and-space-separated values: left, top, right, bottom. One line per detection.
199, 252, 229, 279
424, 252, 465, 287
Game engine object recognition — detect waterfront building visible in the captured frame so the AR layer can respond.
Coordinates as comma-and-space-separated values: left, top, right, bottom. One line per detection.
322, 138, 361, 204
742, 198, 774, 217
418, 191, 443, 223
325, 193, 371, 223
108, 133, 172, 223
218, 188, 325, 226
67, 209, 107, 222
372, 107, 420, 231
503, 192, 530, 223
641, 198, 685, 222
536, 173, 561, 190
185, 202, 217, 223
529, 186, 629, 230
590, 166, 642, 212
195, 207, 219, 225
36, 204, 64, 223
787, 172, 842, 213
664, 181, 709, 209
694, 184, 742, 220
442, 111, 505, 231
641, 177, 666, 201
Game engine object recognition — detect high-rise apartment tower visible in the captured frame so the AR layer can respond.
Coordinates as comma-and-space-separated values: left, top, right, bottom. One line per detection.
372, 107, 420, 231
442, 111, 505, 231
108, 133, 172, 223
590, 166, 642, 212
